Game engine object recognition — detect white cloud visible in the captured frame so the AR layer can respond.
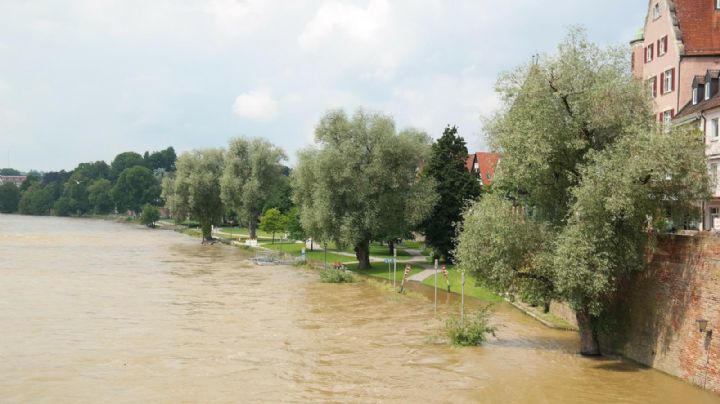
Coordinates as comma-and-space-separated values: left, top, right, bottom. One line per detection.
232, 89, 278, 121
298, 0, 390, 49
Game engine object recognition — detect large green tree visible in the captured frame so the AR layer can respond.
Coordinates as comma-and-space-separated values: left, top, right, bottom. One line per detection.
111, 166, 161, 213
293, 109, 437, 269
455, 29, 709, 355
0, 183, 21, 213
419, 126, 480, 262
18, 183, 54, 215
220, 137, 287, 239
0, 168, 21, 175
110, 152, 146, 180
87, 178, 114, 214
163, 149, 225, 241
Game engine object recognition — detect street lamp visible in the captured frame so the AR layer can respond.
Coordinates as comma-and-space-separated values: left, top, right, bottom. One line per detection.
697, 319, 710, 334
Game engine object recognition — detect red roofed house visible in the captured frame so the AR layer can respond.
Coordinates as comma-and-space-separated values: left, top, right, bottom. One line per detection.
465, 152, 500, 186
630, 0, 720, 124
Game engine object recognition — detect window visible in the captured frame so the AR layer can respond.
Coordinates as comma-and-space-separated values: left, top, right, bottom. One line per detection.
646, 44, 654, 63
663, 110, 673, 125
711, 164, 718, 187
662, 68, 674, 93
717, 0, 720, 10
648, 77, 658, 98
658, 36, 667, 55
712, 118, 720, 139
653, 3, 661, 19
707, 82, 712, 100
473, 162, 478, 172
694, 87, 699, 105
711, 207, 720, 229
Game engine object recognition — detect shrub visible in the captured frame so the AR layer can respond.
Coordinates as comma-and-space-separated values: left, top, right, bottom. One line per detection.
140, 204, 160, 228
446, 305, 496, 346
319, 268, 354, 283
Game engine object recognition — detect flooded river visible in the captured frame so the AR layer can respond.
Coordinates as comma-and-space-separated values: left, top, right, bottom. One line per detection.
1, 215, 718, 403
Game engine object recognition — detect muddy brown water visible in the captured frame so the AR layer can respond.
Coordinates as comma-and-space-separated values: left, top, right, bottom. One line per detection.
1, 214, 718, 403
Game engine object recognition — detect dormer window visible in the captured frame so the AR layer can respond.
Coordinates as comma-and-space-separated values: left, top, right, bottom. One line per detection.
694, 87, 699, 105
707, 82, 712, 100
716, 0, 720, 10
653, 3, 661, 19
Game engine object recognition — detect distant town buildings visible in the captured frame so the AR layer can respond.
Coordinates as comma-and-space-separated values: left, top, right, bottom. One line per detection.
466, 152, 500, 186
0, 176, 26, 187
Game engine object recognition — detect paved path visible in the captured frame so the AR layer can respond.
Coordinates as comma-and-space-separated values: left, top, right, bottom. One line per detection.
407, 268, 437, 282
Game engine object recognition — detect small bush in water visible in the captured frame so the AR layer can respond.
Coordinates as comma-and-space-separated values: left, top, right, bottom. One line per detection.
319, 268, 354, 283
446, 306, 496, 346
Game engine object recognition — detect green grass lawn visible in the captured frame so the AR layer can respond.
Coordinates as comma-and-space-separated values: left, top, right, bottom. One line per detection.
346, 262, 424, 282
397, 240, 424, 250
263, 242, 357, 264
422, 267, 502, 303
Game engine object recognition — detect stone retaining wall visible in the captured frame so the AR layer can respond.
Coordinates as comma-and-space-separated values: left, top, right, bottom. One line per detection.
600, 234, 720, 393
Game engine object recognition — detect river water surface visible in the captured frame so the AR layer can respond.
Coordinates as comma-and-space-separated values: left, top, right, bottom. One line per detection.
1, 215, 718, 403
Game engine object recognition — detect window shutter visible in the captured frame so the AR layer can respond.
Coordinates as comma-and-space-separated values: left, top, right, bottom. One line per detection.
660, 72, 665, 94
671, 109, 675, 119
653, 77, 657, 97
657, 39, 661, 54
658, 113, 663, 122
664, 36, 668, 52
671, 68, 676, 91
644, 47, 647, 63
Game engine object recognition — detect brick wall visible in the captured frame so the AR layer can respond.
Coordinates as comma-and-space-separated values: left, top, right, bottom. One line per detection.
600, 234, 720, 393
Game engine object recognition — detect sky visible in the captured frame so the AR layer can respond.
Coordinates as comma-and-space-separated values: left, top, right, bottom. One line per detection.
0, 0, 647, 172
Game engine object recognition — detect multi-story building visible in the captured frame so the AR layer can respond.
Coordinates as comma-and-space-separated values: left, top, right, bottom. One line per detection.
631, 0, 720, 122
675, 69, 720, 229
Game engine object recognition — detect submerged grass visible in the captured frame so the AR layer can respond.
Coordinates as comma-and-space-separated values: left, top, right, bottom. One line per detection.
319, 268, 355, 283
446, 305, 497, 346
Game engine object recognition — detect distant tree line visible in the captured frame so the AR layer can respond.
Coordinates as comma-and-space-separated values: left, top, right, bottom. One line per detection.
0, 147, 176, 217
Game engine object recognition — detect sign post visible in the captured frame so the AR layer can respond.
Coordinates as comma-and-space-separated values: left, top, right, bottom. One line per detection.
393, 249, 397, 290
434, 259, 438, 312
461, 270, 466, 326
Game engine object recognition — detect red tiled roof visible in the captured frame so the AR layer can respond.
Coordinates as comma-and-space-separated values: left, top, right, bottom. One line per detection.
675, 92, 720, 119
675, 0, 720, 56
466, 152, 500, 186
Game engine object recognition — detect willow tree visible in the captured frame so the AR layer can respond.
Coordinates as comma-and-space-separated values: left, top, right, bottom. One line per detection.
162, 149, 224, 242
455, 28, 709, 355
293, 109, 437, 269
220, 137, 286, 239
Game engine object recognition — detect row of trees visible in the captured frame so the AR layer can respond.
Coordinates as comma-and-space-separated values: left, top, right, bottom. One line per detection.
0, 147, 176, 216
161, 110, 482, 270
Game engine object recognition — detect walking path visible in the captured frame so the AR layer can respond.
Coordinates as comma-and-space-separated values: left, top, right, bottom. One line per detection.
407, 269, 437, 282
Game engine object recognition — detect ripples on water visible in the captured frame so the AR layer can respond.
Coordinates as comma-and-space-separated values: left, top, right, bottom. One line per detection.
0, 215, 717, 403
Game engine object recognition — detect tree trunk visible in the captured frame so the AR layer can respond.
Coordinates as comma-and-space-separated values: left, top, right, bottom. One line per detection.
355, 240, 371, 270
249, 216, 257, 239
200, 220, 212, 242
388, 240, 394, 257
271, 231, 275, 244
576, 308, 601, 356
310, 238, 314, 251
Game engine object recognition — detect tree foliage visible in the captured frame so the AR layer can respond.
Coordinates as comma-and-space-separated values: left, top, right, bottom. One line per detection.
220, 137, 287, 239
0, 168, 21, 176
163, 149, 225, 241
110, 152, 145, 180
419, 126, 480, 262
259, 207, 287, 244
455, 28, 710, 355
18, 183, 53, 215
140, 204, 160, 228
293, 108, 437, 269
111, 166, 161, 213
87, 178, 114, 214
0, 183, 21, 213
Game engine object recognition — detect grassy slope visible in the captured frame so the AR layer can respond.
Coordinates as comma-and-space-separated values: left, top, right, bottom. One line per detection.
421, 266, 502, 303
